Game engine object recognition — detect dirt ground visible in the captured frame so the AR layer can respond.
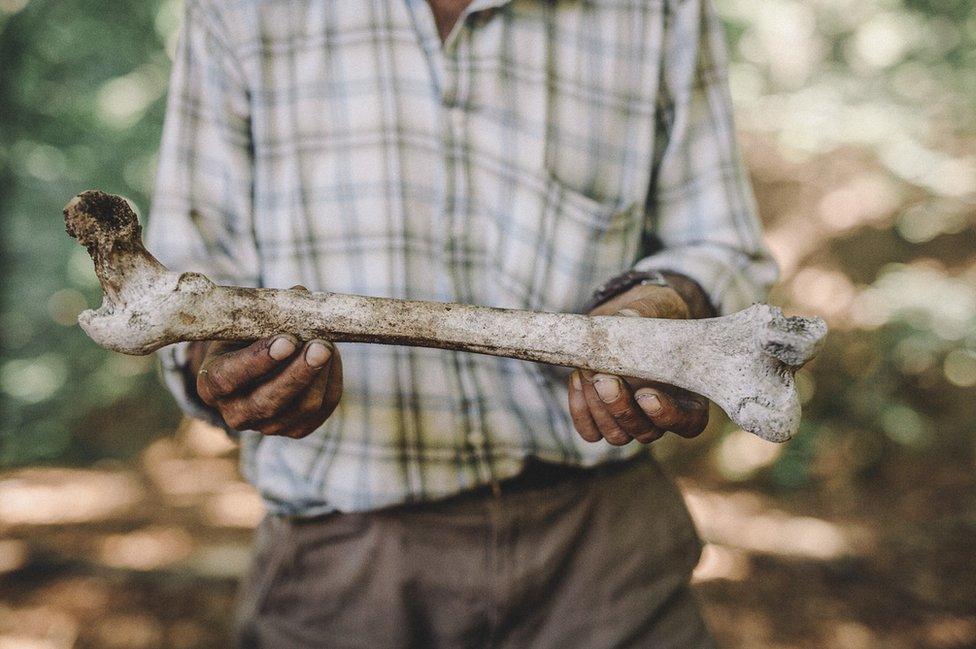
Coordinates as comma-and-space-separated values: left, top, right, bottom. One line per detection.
1, 419, 974, 649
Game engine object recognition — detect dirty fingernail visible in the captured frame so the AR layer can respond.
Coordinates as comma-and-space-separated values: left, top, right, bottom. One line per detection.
269, 336, 297, 361
571, 372, 582, 391
636, 392, 663, 415
593, 375, 620, 402
305, 341, 331, 367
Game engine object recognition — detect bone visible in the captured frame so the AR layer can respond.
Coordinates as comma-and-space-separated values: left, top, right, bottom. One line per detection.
64, 190, 826, 442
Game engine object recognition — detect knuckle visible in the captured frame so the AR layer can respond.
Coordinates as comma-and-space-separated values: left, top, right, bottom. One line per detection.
223, 409, 248, 430
240, 403, 268, 426
249, 394, 277, 419
299, 388, 326, 415
602, 427, 629, 446
610, 406, 642, 428
207, 366, 237, 396
282, 369, 310, 390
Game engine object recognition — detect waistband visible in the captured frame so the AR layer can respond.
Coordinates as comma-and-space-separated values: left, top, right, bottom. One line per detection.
283, 451, 652, 526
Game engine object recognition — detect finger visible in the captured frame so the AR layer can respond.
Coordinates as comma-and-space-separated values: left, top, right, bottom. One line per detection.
235, 340, 333, 424
580, 371, 631, 446
568, 371, 602, 442
634, 387, 709, 438
670, 391, 709, 437
318, 346, 343, 420
263, 343, 342, 438
589, 373, 657, 439
199, 335, 299, 402
290, 341, 337, 419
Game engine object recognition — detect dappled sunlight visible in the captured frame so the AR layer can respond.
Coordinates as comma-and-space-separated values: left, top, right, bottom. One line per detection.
141, 438, 239, 501
852, 264, 976, 337
816, 173, 901, 233
789, 267, 858, 323
0, 605, 78, 649
39, 578, 111, 616
830, 622, 877, 649
682, 486, 873, 560
202, 484, 265, 529
96, 65, 168, 131
184, 543, 253, 579
98, 526, 194, 571
924, 617, 976, 649
713, 430, 784, 481
0, 430, 255, 647
180, 420, 237, 458
92, 614, 163, 649
0, 469, 143, 526
0, 541, 28, 575
692, 543, 752, 583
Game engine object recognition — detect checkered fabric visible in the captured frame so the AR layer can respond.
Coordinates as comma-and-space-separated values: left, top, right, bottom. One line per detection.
148, 0, 778, 516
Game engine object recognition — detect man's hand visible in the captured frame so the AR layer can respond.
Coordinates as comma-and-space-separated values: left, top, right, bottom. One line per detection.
189, 334, 343, 438
567, 280, 711, 445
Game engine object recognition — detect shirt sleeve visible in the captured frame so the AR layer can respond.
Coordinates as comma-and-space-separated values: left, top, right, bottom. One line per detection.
145, 1, 259, 426
632, 0, 779, 315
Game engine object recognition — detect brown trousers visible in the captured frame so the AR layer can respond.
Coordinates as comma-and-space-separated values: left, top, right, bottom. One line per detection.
235, 454, 715, 649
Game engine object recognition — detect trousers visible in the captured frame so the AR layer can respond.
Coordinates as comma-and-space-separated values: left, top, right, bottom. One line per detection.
235, 453, 715, 648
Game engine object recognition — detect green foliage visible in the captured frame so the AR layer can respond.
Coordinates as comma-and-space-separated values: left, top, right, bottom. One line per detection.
0, 0, 181, 464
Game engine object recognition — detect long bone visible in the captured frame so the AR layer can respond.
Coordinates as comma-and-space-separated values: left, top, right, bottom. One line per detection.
64, 190, 826, 442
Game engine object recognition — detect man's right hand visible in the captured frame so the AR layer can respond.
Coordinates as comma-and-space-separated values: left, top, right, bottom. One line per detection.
188, 334, 343, 438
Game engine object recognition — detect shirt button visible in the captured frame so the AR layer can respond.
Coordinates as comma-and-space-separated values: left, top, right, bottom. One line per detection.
468, 431, 485, 446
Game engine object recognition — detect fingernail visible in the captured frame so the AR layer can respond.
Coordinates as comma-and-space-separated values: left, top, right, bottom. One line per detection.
305, 341, 331, 368
636, 392, 663, 414
616, 308, 642, 318
269, 336, 297, 360
593, 375, 620, 402
571, 372, 582, 391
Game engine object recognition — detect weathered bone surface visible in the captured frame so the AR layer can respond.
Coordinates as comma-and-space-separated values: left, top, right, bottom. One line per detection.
64, 190, 827, 442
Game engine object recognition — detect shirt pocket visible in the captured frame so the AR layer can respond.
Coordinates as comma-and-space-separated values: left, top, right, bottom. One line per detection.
492, 172, 641, 315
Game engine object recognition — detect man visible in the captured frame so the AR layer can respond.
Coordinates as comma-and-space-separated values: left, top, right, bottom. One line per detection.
148, 0, 778, 646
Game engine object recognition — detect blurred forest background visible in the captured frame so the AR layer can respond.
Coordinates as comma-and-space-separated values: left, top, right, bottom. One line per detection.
1, 0, 974, 647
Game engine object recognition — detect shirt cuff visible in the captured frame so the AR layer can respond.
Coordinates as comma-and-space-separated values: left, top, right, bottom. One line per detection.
632, 245, 779, 316
157, 342, 236, 433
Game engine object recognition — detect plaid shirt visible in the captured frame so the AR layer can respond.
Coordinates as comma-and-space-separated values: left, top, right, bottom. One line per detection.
148, 0, 777, 516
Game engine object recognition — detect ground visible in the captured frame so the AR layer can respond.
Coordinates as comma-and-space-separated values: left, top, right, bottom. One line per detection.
1, 419, 973, 649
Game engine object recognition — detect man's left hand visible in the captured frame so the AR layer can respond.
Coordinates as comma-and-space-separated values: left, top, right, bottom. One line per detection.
567, 283, 710, 445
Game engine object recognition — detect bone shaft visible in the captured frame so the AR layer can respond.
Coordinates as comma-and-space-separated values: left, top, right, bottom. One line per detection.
203, 287, 608, 369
